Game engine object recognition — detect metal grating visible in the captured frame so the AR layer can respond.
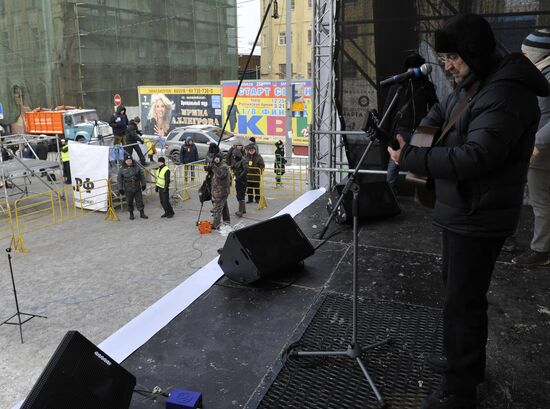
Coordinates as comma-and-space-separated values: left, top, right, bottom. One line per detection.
258, 294, 443, 408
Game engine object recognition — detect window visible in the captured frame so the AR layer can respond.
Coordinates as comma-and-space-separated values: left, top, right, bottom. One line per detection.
278, 32, 286, 46
262, 34, 267, 48
291, 0, 295, 9
308, 0, 312, 7
279, 64, 286, 79
307, 62, 312, 78
166, 130, 180, 141
307, 29, 312, 44
193, 133, 210, 144
278, 64, 294, 79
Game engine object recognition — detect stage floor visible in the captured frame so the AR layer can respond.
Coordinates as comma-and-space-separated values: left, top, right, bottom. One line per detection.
123, 194, 550, 409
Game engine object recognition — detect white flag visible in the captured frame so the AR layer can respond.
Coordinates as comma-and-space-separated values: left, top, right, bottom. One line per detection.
69, 142, 110, 212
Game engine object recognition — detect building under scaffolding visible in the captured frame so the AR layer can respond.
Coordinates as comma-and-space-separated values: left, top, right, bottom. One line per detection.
0, 0, 238, 128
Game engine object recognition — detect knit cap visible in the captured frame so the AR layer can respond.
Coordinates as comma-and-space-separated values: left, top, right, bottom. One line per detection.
522, 29, 550, 64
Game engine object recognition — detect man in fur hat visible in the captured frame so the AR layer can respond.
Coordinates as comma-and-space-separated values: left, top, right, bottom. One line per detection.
389, 14, 549, 409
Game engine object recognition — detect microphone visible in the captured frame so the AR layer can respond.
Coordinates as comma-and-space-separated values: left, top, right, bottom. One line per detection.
379, 63, 432, 87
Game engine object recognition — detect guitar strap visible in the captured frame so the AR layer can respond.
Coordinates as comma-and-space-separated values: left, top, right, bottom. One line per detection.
434, 81, 480, 146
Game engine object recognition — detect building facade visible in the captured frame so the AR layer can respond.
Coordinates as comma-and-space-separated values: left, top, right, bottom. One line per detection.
0, 0, 237, 129
260, 0, 313, 79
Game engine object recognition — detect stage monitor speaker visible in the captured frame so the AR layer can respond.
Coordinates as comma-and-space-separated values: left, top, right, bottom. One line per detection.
327, 181, 401, 224
21, 330, 136, 409
218, 213, 314, 284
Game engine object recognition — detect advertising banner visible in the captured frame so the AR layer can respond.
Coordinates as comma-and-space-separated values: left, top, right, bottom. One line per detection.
221, 80, 311, 146
69, 142, 110, 212
138, 86, 222, 137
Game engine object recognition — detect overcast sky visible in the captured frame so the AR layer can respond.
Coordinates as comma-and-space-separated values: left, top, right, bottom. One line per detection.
237, 0, 261, 55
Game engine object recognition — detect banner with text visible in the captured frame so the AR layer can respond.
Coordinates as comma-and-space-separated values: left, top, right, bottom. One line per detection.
221, 80, 311, 146
138, 86, 222, 137
69, 142, 110, 212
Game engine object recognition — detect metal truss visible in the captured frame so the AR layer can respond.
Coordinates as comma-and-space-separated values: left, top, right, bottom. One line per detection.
309, 0, 341, 190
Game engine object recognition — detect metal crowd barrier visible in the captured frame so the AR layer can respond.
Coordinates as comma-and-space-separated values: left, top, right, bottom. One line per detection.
10, 178, 119, 252
175, 160, 308, 212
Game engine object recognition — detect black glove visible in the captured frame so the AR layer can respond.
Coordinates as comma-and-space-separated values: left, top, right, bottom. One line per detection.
142, 185, 146, 191
155, 186, 159, 192
119, 189, 124, 195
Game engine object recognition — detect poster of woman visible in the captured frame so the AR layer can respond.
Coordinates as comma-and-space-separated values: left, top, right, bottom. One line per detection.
143, 93, 174, 137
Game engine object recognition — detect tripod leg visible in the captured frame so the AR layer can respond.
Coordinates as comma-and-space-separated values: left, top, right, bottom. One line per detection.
357, 356, 384, 404
18, 316, 24, 344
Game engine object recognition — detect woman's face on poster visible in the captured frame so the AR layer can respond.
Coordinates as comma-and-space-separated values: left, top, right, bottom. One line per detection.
154, 100, 166, 118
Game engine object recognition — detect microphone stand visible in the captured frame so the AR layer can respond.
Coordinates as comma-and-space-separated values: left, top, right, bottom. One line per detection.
290, 83, 406, 407
0, 248, 47, 343
218, 0, 277, 148
318, 83, 405, 240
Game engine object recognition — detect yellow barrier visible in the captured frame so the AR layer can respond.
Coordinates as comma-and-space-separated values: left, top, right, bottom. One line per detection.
176, 161, 208, 202
13, 190, 58, 252
176, 160, 308, 210
260, 166, 307, 200
11, 178, 119, 252
0, 204, 17, 249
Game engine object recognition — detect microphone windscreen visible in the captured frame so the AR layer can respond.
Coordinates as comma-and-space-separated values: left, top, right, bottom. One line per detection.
420, 63, 432, 75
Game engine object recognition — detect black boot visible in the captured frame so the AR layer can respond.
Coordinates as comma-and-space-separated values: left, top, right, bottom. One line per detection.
140, 210, 148, 219
129, 211, 135, 220
235, 201, 245, 217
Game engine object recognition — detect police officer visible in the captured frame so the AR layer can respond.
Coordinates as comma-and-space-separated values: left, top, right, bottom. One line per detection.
117, 156, 148, 220
155, 157, 174, 218
60, 139, 71, 184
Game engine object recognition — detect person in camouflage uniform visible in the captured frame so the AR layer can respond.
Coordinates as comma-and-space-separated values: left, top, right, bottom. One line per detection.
210, 153, 231, 229
117, 156, 148, 220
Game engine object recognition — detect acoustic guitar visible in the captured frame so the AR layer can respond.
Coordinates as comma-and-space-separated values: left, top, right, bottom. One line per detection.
404, 125, 440, 208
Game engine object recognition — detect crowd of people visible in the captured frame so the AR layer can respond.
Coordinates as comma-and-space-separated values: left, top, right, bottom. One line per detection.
106, 118, 286, 229
204, 136, 282, 230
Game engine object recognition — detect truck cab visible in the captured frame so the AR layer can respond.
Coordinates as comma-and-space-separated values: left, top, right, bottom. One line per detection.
62, 110, 112, 142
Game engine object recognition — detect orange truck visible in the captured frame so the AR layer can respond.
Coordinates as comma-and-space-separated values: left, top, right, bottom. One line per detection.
25, 108, 112, 142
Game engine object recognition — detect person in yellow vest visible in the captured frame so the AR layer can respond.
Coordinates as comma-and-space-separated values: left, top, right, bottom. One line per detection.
145, 137, 157, 162
60, 139, 71, 184
155, 157, 174, 218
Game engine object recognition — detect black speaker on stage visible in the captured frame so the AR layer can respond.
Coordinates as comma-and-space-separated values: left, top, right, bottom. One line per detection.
327, 180, 401, 224
218, 213, 314, 284
21, 331, 136, 409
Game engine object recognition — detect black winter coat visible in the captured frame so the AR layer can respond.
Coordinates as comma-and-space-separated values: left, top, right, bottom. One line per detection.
180, 143, 198, 164
36, 142, 48, 160
109, 106, 129, 136
232, 156, 248, 182
126, 120, 143, 144
400, 53, 549, 237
